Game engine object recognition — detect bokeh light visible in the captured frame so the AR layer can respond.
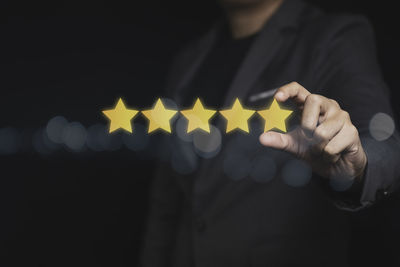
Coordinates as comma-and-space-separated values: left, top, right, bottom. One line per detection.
86, 124, 107, 152
369, 112, 395, 141
62, 122, 87, 152
250, 155, 276, 183
170, 142, 198, 175
193, 125, 222, 158
223, 154, 251, 180
86, 124, 122, 152
33, 128, 57, 155
46, 116, 68, 144
175, 116, 193, 143
0, 127, 20, 155
282, 159, 312, 187
161, 97, 179, 124
142, 135, 173, 162
122, 123, 149, 151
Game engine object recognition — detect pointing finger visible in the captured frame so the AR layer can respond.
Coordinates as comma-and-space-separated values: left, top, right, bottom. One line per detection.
274, 82, 311, 105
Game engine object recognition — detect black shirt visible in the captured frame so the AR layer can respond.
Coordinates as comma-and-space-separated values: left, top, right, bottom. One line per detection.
182, 26, 257, 107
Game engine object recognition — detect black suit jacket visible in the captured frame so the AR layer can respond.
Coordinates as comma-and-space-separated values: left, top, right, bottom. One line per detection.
141, 0, 400, 266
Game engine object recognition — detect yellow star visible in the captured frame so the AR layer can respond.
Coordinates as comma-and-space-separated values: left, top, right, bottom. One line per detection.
180, 98, 216, 133
219, 98, 255, 133
142, 98, 177, 133
102, 98, 138, 133
257, 98, 293, 133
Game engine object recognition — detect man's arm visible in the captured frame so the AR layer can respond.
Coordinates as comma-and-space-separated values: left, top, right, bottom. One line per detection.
315, 16, 400, 208
259, 16, 400, 210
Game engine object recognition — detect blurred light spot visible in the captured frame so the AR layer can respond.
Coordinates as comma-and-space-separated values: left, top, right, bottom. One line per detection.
122, 123, 149, 151
175, 116, 193, 142
104, 134, 123, 151
171, 144, 198, 175
156, 136, 173, 162
193, 125, 221, 158
0, 127, 20, 154
361, 137, 387, 164
86, 124, 122, 152
282, 159, 311, 187
142, 134, 173, 162
369, 112, 395, 141
46, 116, 68, 144
250, 155, 276, 183
86, 124, 107, 152
223, 154, 251, 180
228, 134, 260, 154
62, 122, 87, 152
33, 128, 53, 155
42, 128, 60, 151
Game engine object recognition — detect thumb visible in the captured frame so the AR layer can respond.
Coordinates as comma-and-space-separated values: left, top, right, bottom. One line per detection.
259, 131, 297, 154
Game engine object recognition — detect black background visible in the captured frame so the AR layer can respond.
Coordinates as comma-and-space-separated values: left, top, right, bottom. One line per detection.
0, 0, 399, 266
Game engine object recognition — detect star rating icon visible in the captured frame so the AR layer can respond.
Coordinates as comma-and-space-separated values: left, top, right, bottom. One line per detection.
102, 98, 138, 133
142, 98, 177, 133
219, 98, 255, 133
257, 98, 293, 132
181, 98, 216, 133
101, 97, 293, 135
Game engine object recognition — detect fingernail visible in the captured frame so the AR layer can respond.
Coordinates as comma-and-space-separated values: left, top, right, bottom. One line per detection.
259, 133, 267, 143
275, 92, 284, 100
259, 132, 270, 143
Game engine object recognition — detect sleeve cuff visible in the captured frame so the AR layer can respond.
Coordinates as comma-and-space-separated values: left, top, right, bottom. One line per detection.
333, 136, 395, 211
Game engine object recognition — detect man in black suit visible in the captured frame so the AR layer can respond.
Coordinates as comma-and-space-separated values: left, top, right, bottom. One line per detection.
141, 0, 400, 266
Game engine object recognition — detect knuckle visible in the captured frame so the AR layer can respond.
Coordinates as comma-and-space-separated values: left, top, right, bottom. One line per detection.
330, 99, 340, 108
314, 127, 328, 139
281, 136, 290, 151
302, 122, 313, 132
301, 124, 314, 137
349, 125, 359, 136
323, 145, 335, 156
306, 94, 321, 104
341, 110, 350, 120
277, 84, 289, 94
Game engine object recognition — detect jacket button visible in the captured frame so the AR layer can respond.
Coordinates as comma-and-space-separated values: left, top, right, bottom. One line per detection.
195, 218, 206, 233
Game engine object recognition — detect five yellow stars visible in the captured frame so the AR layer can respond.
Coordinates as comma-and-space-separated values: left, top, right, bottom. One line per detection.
102, 97, 293, 135
257, 98, 293, 132
181, 98, 216, 133
102, 98, 138, 133
142, 98, 177, 133
219, 98, 255, 133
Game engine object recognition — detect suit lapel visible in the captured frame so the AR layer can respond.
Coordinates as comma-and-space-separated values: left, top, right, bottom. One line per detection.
222, 23, 283, 107
221, 0, 304, 108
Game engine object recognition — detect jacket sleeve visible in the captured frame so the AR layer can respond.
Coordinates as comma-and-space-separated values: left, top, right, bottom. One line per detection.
140, 162, 182, 267
311, 15, 400, 210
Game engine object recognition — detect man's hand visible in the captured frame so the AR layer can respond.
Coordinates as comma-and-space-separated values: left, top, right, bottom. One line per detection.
259, 82, 367, 182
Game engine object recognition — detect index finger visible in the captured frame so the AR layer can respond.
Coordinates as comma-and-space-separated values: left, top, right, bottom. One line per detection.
274, 82, 311, 105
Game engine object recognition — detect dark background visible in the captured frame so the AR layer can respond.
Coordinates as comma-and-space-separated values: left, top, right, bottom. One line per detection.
0, 0, 399, 266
